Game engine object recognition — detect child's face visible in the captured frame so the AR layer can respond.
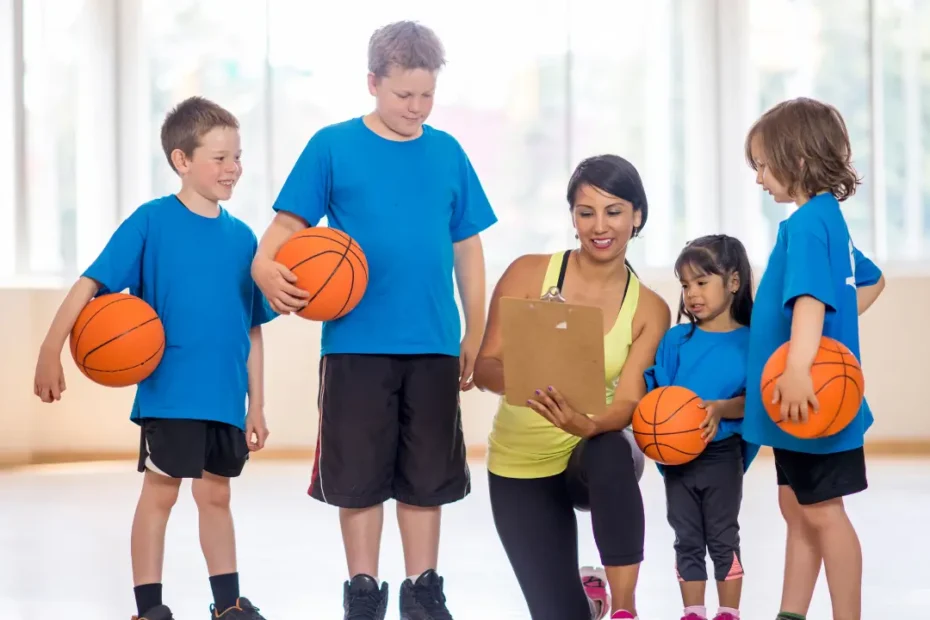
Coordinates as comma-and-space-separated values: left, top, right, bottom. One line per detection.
571, 183, 641, 262
175, 126, 242, 203
368, 66, 437, 139
750, 136, 793, 203
679, 263, 738, 324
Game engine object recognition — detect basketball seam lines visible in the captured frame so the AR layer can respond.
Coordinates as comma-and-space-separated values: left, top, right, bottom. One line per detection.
79, 317, 161, 369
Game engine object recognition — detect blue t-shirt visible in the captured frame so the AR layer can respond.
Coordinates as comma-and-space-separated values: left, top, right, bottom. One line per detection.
271, 117, 498, 357
82, 195, 278, 430
644, 323, 760, 472
743, 193, 883, 454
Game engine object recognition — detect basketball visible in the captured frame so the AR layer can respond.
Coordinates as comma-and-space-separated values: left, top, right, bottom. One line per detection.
69, 293, 165, 387
761, 336, 864, 439
274, 227, 369, 321
631, 385, 707, 466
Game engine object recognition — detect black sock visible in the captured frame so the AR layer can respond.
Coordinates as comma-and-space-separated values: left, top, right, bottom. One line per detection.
776, 613, 806, 620
134, 583, 163, 617
209, 572, 240, 613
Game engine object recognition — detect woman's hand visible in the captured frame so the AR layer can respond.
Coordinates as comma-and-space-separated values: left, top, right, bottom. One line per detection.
527, 386, 596, 438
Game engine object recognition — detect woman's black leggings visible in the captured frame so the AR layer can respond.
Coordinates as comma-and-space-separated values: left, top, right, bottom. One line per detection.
489, 429, 646, 620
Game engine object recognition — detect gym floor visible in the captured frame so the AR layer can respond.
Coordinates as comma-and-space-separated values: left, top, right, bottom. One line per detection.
0, 456, 926, 619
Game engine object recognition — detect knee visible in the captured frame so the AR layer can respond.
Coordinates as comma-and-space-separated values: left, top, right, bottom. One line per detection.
584, 431, 632, 469
141, 472, 181, 511
778, 486, 805, 528
192, 474, 232, 510
798, 498, 845, 532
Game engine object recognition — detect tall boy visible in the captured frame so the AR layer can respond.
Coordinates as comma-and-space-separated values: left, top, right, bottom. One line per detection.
33, 96, 276, 620
251, 20, 496, 620
743, 97, 885, 620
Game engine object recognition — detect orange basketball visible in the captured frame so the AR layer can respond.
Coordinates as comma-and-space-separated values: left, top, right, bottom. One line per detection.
761, 336, 864, 439
631, 385, 707, 466
274, 227, 369, 321
69, 293, 165, 387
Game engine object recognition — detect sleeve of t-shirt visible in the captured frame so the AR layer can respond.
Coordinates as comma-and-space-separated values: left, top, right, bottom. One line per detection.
81, 207, 147, 295
449, 142, 498, 243
852, 247, 882, 287
272, 131, 331, 227
643, 329, 679, 391
782, 220, 838, 316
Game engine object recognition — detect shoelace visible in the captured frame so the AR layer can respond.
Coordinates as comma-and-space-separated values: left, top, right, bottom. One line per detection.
412, 583, 453, 620
347, 592, 383, 619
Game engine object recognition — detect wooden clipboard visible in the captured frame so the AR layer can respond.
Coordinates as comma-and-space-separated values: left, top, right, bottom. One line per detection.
500, 296, 606, 416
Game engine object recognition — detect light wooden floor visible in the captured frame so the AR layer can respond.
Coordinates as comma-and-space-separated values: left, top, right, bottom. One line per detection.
0, 457, 926, 619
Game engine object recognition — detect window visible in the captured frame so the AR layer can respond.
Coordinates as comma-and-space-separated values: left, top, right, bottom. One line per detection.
268, 0, 692, 284
746, 0, 873, 262
140, 0, 270, 235
22, 0, 87, 276
0, 0, 18, 279
877, 0, 930, 260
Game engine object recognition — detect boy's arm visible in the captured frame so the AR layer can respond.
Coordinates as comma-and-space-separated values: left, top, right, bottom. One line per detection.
852, 246, 885, 315
244, 325, 269, 451
36, 209, 147, 402
454, 234, 486, 390
34, 277, 101, 402
253, 133, 331, 314
449, 141, 498, 390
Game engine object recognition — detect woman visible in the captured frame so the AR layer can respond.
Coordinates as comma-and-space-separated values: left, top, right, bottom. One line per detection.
474, 154, 671, 620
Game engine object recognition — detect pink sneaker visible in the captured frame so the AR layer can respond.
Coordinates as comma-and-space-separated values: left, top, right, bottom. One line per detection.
580, 566, 610, 619
681, 614, 705, 620
610, 612, 636, 619
712, 614, 737, 620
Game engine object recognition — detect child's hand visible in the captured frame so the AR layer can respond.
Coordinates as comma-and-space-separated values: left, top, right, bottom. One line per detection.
459, 331, 482, 391
772, 366, 819, 423
34, 347, 66, 403
251, 256, 309, 315
245, 408, 270, 451
698, 401, 721, 442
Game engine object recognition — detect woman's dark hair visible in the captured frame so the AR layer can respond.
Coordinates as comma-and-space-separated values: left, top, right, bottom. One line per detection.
674, 234, 753, 337
566, 154, 649, 275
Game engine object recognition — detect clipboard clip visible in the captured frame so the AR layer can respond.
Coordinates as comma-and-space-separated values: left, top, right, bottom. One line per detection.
541, 286, 566, 303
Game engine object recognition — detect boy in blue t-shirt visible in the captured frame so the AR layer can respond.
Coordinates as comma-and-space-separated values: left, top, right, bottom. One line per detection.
743, 97, 886, 620
33, 96, 277, 620
250, 21, 497, 620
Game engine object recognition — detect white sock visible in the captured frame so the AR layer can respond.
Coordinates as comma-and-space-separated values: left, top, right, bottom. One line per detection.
407, 574, 421, 582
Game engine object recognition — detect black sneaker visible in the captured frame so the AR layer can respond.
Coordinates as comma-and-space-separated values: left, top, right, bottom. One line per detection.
399, 570, 453, 620
343, 574, 389, 620
133, 605, 174, 620
211, 597, 266, 619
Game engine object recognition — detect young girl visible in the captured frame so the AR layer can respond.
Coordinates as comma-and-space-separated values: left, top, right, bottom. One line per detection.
644, 234, 760, 620
742, 97, 885, 620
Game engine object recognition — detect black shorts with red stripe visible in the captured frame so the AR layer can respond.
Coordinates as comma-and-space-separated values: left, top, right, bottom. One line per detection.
309, 353, 471, 509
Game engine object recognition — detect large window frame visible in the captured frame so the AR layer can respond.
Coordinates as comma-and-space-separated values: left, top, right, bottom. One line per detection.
2, 0, 928, 287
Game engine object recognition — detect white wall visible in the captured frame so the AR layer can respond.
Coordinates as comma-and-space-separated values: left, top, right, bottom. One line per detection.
1, 268, 926, 467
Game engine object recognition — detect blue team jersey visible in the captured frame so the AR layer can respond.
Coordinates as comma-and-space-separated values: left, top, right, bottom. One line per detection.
744, 193, 883, 454
271, 117, 498, 357
645, 323, 760, 472
82, 195, 278, 430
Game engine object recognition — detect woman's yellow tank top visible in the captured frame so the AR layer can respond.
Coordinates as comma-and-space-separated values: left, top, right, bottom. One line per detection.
486, 251, 640, 479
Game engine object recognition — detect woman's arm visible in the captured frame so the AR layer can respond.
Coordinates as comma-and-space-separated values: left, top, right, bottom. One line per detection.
473, 255, 547, 395
589, 288, 671, 435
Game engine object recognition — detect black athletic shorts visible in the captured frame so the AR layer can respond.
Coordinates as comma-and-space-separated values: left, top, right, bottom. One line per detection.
309, 353, 470, 509
774, 445, 867, 505
137, 418, 249, 479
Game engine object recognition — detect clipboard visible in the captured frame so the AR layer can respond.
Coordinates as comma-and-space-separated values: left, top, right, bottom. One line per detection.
500, 296, 606, 416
